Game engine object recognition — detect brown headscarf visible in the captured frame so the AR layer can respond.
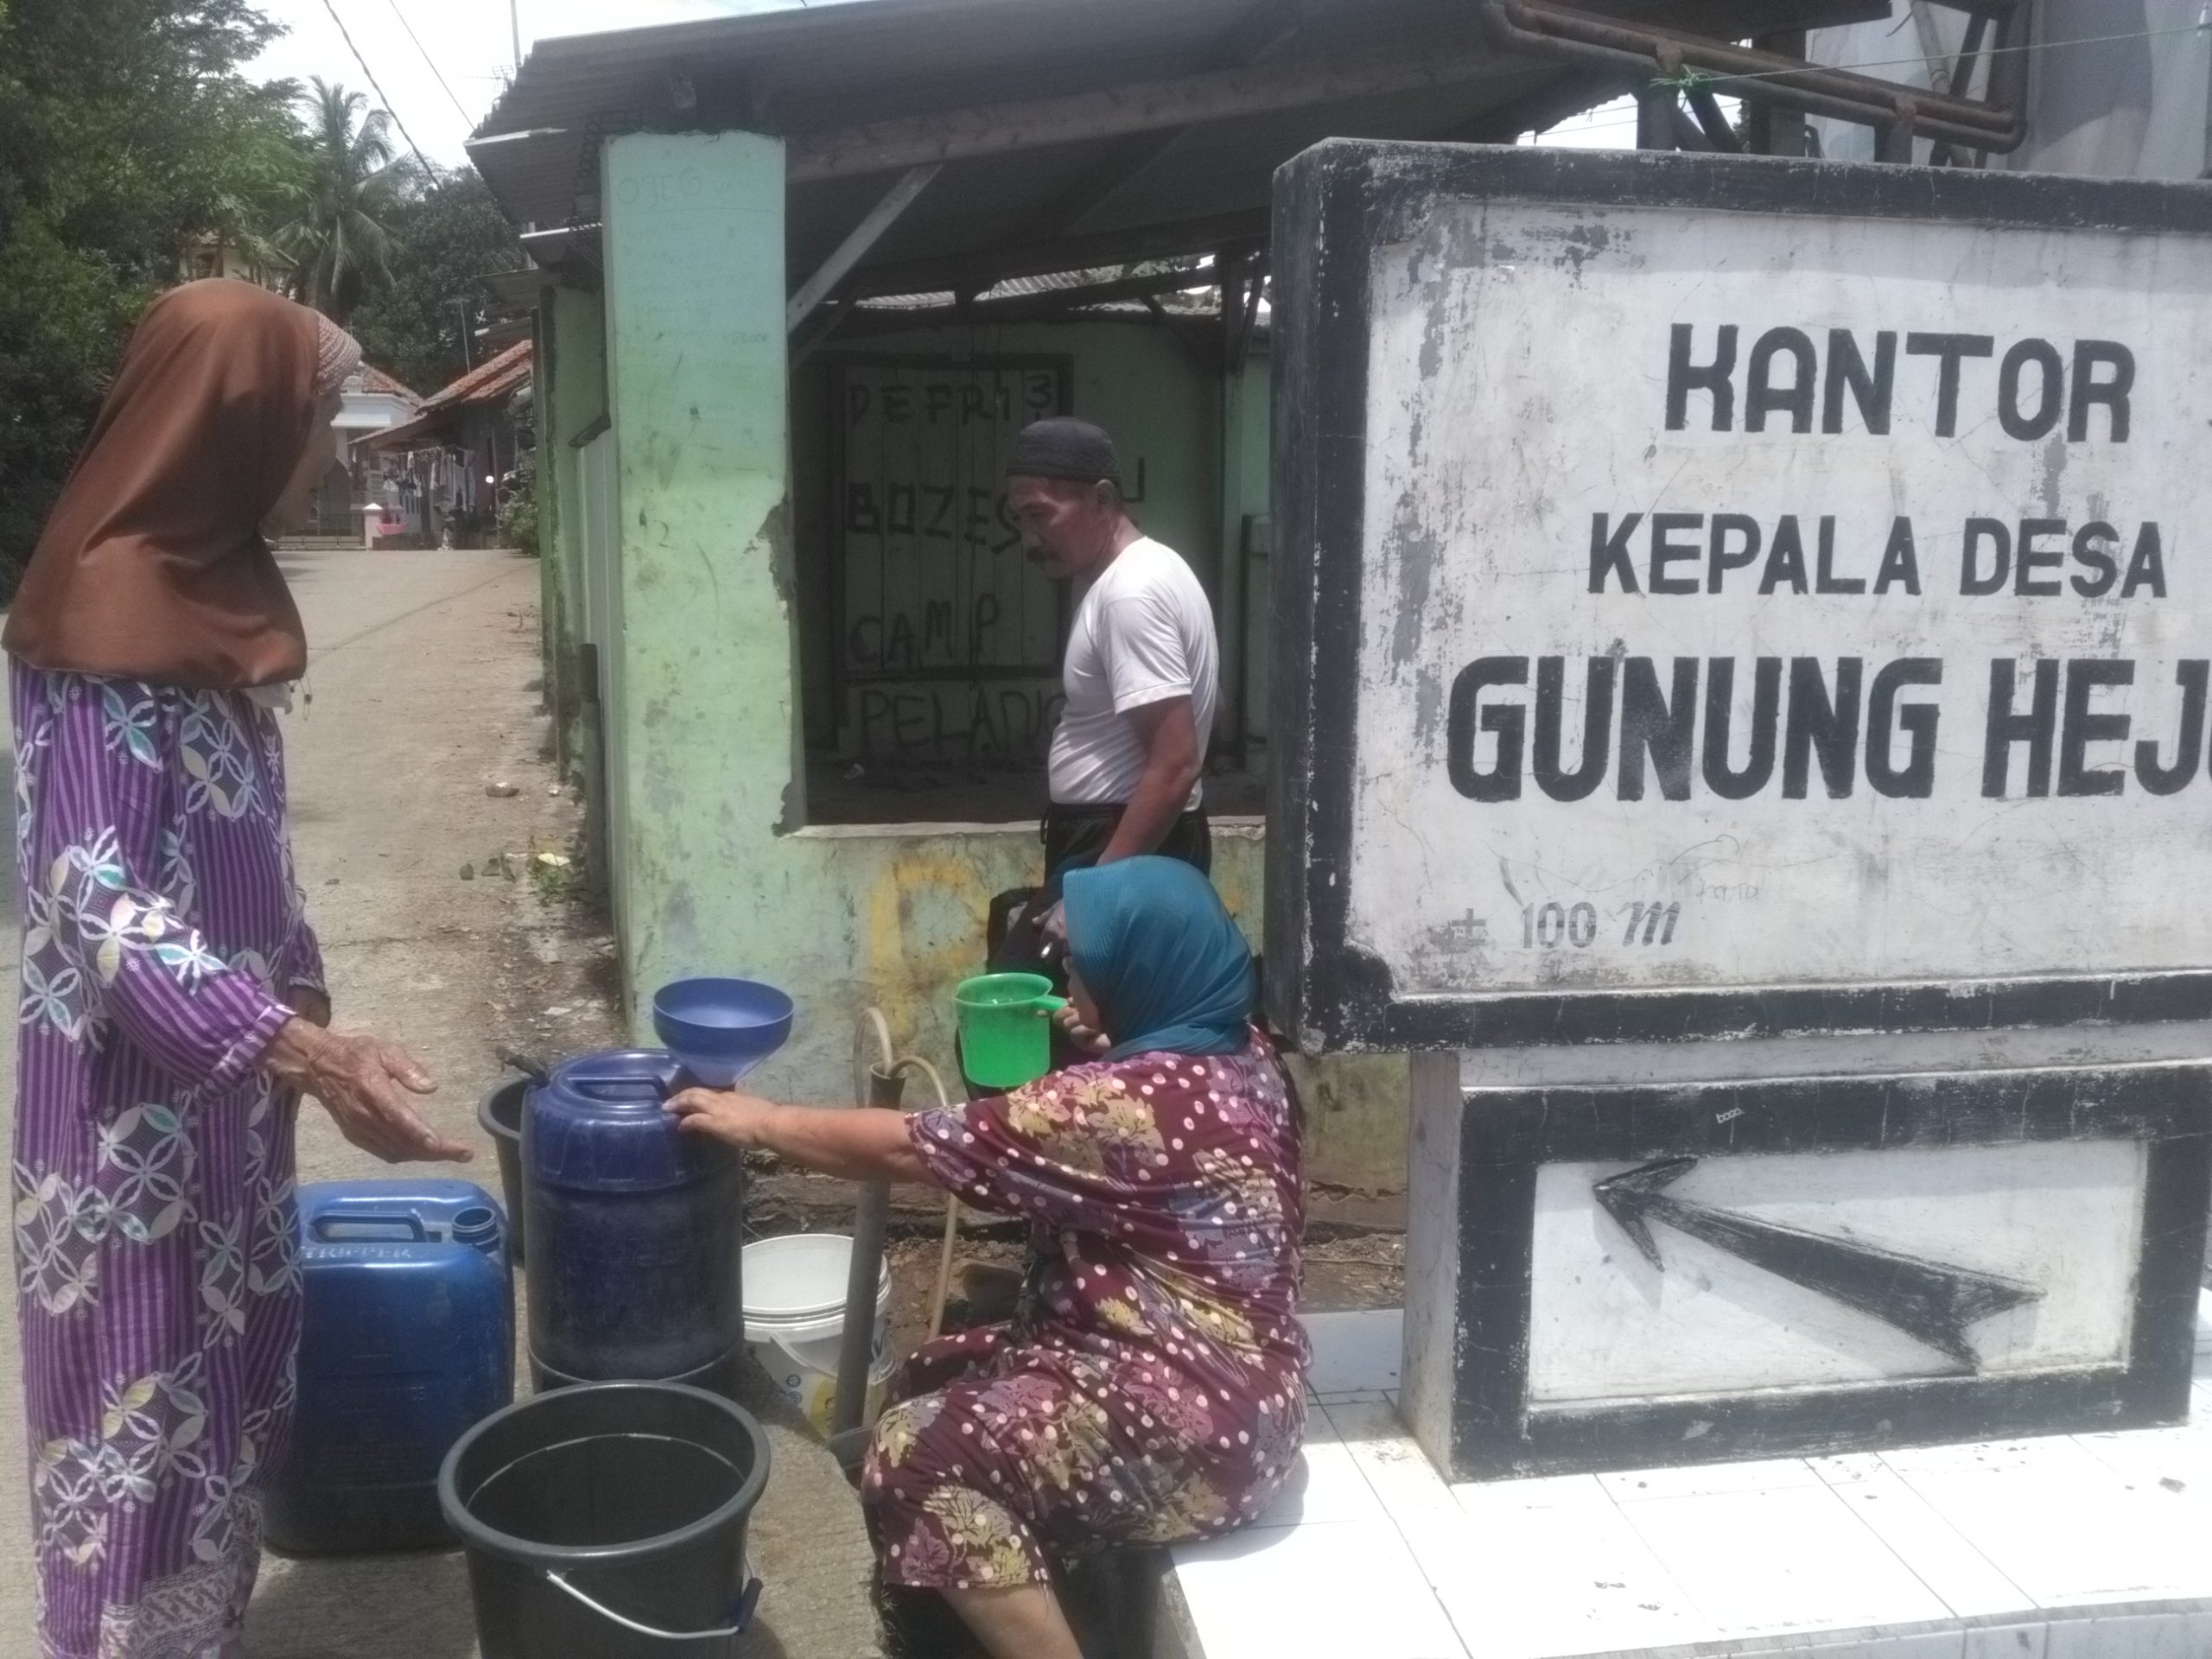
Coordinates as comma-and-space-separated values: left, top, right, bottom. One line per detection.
4, 280, 359, 689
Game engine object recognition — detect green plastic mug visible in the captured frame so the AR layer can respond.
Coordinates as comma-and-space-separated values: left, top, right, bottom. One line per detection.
955, 973, 1069, 1089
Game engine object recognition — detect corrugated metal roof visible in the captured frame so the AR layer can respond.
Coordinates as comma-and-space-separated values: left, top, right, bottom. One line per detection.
471, 0, 1889, 290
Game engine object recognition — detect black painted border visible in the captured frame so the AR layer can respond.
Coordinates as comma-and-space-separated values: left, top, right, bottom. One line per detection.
1264, 142, 2212, 1053
1445, 1064, 2212, 1480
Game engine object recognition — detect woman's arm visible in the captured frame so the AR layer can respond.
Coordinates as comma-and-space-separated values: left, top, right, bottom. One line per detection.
26, 677, 465, 1162
665, 1089, 934, 1185
32, 680, 296, 1088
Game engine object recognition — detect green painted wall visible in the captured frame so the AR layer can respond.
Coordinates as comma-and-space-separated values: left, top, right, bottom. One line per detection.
589, 140, 1404, 1186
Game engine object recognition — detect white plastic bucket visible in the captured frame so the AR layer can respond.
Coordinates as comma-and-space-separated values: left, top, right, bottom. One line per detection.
741, 1234, 894, 1434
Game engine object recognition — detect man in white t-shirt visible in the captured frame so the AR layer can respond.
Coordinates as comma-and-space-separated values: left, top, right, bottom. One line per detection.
982, 419, 1219, 994
1011, 416, 1217, 880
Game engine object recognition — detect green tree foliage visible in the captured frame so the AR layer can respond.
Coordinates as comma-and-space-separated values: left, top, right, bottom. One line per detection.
0, 0, 531, 592
496, 446, 539, 557
351, 167, 525, 397
0, 0, 302, 594
275, 78, 407, 327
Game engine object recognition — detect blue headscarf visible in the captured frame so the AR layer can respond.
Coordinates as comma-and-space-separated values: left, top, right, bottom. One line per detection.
1060, 857, 1255, 1061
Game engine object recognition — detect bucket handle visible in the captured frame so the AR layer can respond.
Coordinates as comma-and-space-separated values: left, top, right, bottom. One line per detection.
543, 1571, 763, 1645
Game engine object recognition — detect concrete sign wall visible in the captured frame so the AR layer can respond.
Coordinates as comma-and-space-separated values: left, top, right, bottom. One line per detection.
1268, 143, 2212, 1052
1401, 1052, 2212, 1479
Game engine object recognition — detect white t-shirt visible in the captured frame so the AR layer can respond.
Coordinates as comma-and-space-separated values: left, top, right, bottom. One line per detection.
1048, 537, 1218, 809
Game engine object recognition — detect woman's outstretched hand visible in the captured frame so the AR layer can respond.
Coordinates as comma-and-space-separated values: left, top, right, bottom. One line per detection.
264, 1017, 471, 1164
665, 1088, 928, 1184
664, 1087, 778, 1148
1053, 1003, 1112, 1057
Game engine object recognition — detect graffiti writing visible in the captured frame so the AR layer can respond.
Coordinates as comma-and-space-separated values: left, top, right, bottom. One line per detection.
843, 481, 1024, 555
836, 359, 1070, 759
847, 594, 1005, 675
844, 372, 1058, 428
851, 683, 1065, 762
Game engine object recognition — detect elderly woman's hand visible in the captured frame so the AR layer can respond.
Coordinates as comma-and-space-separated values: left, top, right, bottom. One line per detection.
1053, 1002, 1112, 1057
264, 1017, 471, 1164
664, 1087, 779, 1148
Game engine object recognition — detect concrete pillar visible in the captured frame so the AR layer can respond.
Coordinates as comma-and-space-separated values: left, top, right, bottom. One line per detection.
601, 130, 795, 1017
543, 284, 606, 782
1217, 358, 1251, 759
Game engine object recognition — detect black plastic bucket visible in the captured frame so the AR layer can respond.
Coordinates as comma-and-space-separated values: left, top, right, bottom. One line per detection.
478, 1077, 529, 1265
439, 1382, 769, 1657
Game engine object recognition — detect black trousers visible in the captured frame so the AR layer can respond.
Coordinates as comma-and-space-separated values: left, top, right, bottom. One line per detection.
988, 803, 1211, 982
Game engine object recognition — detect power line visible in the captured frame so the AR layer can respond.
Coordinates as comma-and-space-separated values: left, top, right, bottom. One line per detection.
315, 0, 435, 178
384, 0, 474, 128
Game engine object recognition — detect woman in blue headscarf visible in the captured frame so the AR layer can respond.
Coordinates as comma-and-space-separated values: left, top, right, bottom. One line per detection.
669, 857, 1309, 1659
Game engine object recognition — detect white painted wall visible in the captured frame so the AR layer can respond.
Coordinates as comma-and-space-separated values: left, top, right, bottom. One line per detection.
1348, 196, 2212, 1001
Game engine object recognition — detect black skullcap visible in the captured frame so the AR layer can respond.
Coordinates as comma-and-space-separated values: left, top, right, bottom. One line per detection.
1006, 417, 1122, 486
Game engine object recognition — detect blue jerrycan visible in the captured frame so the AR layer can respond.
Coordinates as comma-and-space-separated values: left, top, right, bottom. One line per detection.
266, 1179, 513, 1553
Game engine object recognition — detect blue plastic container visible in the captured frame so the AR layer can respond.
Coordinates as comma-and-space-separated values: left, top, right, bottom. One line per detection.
652, 977, 794, 1088
524, 1050, 747, 1399
265, 1180, 514, 1554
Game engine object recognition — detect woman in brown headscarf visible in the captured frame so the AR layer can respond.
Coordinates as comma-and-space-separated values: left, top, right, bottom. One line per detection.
8, 280, 469, 1659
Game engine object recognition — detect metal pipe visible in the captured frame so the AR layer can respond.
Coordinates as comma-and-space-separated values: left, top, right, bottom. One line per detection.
832, 1060, 904, 1438
1669, 103, 1715, 152
1745, 30, 1808, 156
1929, 14, 1993, 167
1685, 86, 1743, 152
1478, 0, 2031, 153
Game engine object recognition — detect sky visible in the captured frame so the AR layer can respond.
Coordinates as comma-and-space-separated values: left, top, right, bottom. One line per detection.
249, 0, 1661, 172
248, 0, 804, 165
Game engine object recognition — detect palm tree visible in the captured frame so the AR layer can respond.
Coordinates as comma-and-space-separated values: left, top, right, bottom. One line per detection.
276, 79, 408, 326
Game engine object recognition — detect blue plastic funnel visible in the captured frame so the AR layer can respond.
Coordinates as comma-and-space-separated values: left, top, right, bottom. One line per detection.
652, 978, 795, 1088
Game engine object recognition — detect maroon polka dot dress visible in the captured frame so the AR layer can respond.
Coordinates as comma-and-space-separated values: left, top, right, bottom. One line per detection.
863, 1033, 1309, 1589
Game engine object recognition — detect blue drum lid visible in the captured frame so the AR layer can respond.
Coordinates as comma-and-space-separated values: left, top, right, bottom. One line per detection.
525, 1048, 738, 1192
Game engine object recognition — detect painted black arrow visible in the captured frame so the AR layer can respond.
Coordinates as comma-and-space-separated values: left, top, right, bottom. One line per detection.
1593, 1158, 2043, 1370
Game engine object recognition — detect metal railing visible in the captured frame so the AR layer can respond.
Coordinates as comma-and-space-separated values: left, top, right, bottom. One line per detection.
1479, 1, 2031, 157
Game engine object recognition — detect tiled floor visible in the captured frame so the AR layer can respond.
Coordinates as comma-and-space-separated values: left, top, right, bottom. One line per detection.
1166, 1303, 2212, 1659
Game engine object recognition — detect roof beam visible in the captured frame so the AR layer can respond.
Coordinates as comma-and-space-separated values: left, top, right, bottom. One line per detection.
785, 163, 941, 333
851, 264, 1217, 331
785, 41, 1529, 184
1045, 0, 1306, 239
849, 210, 1269, 302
